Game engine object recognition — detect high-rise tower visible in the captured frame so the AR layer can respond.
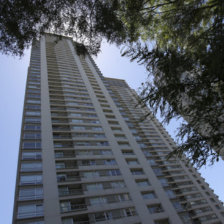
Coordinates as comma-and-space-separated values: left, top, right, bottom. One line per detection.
13, 34, 224, 224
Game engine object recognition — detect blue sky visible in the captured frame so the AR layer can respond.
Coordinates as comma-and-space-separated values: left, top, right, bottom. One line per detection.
0, 41, 223, 224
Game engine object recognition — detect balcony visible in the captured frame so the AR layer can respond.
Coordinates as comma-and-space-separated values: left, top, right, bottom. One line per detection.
20, 180, 42, 186
56, 162, 78, 170
21, 167, 42, 172
55, 152, 76, 159
57, 174, 81, 183
59, 188, 83, 197
18, 194, 43, 201
54, 142, 74, 148
53, 134, 72, 139
17, 211, 43, 219
52, 125, 70, 131
61, 203, 87, 213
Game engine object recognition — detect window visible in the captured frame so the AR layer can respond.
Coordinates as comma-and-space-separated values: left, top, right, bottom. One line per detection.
83, 171, 99, 178
28, 85, 40, 89
153, 168, 163, 176
199, 214, 217, 222
24, 125, 41, 131
131, 169, 144, 175
89, 197, 106, 205
101, 150, 113, 155
118, 142, 129, 146
23, 142, 41, 149
189, 199, 207, 206
93, 127, 103, 131
180, 213, 192, 224
148, 159, 157, 166
25, 104, 40, 110
136, 179, 150, 187
20, 175, 42, 185
57, 174, 67, 182
24, 133, 41, 139
165, 189, 176, 198
17, 204, 43, 218
72, 126, 85, 130
86, 183, 103, 191
143, 150, 152, 156
148, 204, 163, 214
172, 201, 183, 212
159, 178, 169, 187
104, 159, 116, 165
27, 89, 40, 94
94, 212, 112, 222
21, 162, 42, 171
27, 99, 40, 104
62, 218, 73, 224
154, 219, 170, 224
22, 152, 41, 160
124, 207, 136, 217
122, 150, 134, 155
142, 191, 156, 199
25, 117, 41, 123
111, 181, 125, 189
25, 111, 41, 116
60, 201, 72, 213
82, 160, 96, 166
126, 159, 139, 165
19, 187, 43, 200
55, 152, 64, 158
56, 163, 65, 169
108, 169, 121, 176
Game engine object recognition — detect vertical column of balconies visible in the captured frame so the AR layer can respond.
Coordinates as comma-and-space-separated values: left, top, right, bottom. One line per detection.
13, 42, 44, 224
53, 41, 140, 224
45, 39, 133, 224
104, 78, 224, 224
46, 40, 85, 221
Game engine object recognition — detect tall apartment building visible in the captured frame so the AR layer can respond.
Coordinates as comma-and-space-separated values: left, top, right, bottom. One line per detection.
13, 34, 224, 224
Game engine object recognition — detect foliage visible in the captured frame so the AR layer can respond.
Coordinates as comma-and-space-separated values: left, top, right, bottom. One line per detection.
0, 0, 126, 56
121, 0, 224, 167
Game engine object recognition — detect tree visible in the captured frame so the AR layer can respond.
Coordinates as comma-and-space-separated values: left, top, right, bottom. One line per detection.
0, 0, 127, 56
1, 0, 223, 167
121, 0, 224, 167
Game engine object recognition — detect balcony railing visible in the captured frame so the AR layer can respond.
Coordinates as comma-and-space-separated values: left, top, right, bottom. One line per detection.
59, 189, 83, 196
56, 165, 78, 170
22, 155, 42, 160
61, 204, 87, 213
57, 176, 81, 182
17, 210, 44, 219
18, 194, 43, 201
20, 180, 42, 186
21, 167, 42, 172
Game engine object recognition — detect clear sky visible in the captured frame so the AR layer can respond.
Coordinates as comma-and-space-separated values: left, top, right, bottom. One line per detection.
0, 40, 223, 224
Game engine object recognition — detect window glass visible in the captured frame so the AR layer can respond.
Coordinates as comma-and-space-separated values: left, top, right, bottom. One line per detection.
142, 191, 156, 199
21, 162, 42, 171
17, 204, 43, 218
25, 117, 41, 123
86, 183, 103, 191
131, 169, 144, 175
136, 180, 150, 187
20, 175, 42, 185
89, 197, 105, 205
19, 188, 43, 200
24, 125, 41, 130
148, 204, 163, 214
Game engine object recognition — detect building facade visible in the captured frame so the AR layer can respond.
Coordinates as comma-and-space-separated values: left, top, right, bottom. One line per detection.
13, 34, 224, 224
